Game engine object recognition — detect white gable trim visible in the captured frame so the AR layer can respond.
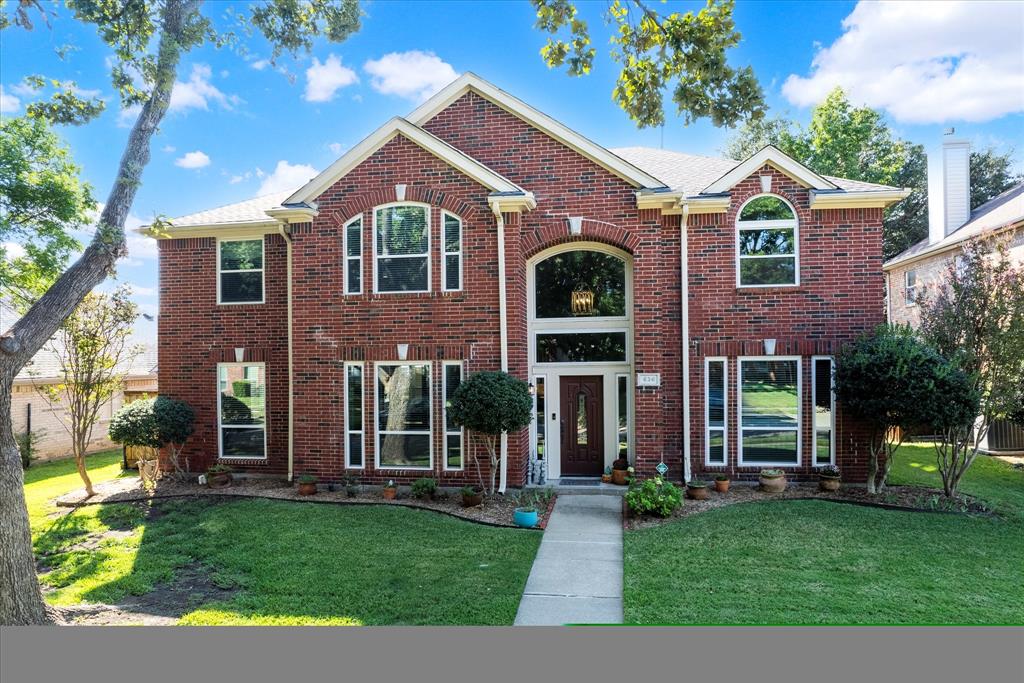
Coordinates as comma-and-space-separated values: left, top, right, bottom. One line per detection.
285, 117, 526, 205
703, 145, 838, 194
407, 73, 667, 190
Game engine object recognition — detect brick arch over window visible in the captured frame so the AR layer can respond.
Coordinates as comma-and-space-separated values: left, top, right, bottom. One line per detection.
327, 185, 485, 228
522, 218, 639, 259
725, 165, 813, 225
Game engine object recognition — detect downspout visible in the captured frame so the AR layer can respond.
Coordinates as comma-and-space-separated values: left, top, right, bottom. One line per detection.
277, 224, 295, 482
680, 201, 692, 484
493, 202, 509, 494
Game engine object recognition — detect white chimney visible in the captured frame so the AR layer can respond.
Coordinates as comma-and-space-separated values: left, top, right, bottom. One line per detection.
942, 136, 971, 239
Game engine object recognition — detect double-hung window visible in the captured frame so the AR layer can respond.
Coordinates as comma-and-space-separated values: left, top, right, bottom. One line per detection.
705, 358, 727, 465
218, 238, 264, 304
345, 363, 364, 468
374, 204, 429, 293
344, 216, 362, 294
812, 357, 835, 466
442, 212, 462, 291
737, 195, 798, 287
376, 363, 431, 469
443, 362, 463, 469
738, 358, 800, 465
904, 270, 919, 305
218, 363, 266, 459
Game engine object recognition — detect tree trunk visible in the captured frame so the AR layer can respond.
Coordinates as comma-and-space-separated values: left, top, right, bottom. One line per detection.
0, 0, 195, 626
74, 439, 94, 498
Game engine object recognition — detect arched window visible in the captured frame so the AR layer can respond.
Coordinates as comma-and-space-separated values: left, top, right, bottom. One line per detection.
736, 195, 799, 287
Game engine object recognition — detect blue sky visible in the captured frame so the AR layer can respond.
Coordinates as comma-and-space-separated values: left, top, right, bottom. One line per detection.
2, 1, 1022, 345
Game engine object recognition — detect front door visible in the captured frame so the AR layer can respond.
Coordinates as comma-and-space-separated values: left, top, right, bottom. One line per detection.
559, 375, 604, 476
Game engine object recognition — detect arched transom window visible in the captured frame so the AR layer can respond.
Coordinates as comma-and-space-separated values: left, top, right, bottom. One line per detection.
736, 195, 799, 287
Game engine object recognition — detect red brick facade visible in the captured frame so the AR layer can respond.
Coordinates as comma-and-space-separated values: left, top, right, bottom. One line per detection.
158, 91, 886, 487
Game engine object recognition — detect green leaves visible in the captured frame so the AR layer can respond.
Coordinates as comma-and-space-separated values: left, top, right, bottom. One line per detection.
533, 0, 765, 128
449, 371, 533, 436
246, 0, 362, 66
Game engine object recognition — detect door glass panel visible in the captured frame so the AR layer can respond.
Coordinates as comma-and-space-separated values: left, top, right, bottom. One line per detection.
535, 332, 626, 363
576, 392, 588, 445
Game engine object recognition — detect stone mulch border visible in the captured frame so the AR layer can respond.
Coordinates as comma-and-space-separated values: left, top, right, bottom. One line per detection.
54, 477, 556, 531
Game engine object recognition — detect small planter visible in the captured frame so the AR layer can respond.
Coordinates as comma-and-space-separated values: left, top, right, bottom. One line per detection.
686, 481, 710, 500
296, 476, 318, 496
759, 469, 787, 493
382, 486, 397, 500
713, 477, 730, 493
601, 473, 612, 484
513, 507, 539, 528
611, 469, 629, 486
819, 475, 841, 492
461, 486, 484, 508
207, 470, 233, 489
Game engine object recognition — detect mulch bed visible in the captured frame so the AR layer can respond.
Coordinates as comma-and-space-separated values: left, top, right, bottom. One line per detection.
54, 476, 555, 530
623, 482, 996, 530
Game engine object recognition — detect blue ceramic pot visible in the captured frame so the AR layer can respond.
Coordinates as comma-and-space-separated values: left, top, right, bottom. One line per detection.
513, 507, 539, 528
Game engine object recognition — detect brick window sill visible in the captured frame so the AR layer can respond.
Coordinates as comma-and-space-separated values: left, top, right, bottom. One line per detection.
735, 286, 802, 294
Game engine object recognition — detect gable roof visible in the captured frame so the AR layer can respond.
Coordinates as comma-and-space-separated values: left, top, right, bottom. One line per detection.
884, 181, 1024, 269
702, 145, 838, 193
407, 73, 667, 190
286, 117, 528, 205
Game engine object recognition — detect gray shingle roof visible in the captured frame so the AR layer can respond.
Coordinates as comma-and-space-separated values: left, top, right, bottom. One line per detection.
16, 344, 157, 382
169, 189, 296, 228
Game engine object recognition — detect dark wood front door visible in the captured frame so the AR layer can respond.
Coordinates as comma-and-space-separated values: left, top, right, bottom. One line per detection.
560, 376, 604, 476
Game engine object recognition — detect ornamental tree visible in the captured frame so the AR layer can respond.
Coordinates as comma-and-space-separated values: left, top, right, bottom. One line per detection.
449, 371, 533, 495
109, 396, 196, 476
835, 324, 978, 494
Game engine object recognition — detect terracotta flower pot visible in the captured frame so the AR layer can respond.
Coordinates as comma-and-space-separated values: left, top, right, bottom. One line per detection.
207, 472, 232, 489
461, 487, 484, 507
383, 487, 397, 500
686, 485, 710, 500
612, 469, 629, 486
714, 479, 730, 493
819, 475, 841, 492
601, 474, 612, 484
759, 472, 787, 493
297, 482, 317, 496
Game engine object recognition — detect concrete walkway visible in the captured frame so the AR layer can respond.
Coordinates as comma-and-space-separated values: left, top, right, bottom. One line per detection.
514, 495, 623, 625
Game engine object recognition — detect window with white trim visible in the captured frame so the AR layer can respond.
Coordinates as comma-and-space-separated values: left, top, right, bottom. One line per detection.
616, 374, 630, 459
737, 195, 798, 287
442, 212, 462, 291
812, 357, 835, 466
344, 216, 362, 294
374, 204, 429, 293
705, 358, 727, 465
904, 269, 919, 305
443, 362, 463, 469
738, 358, 800, 465
345, 363, 364, 468
218, 363, 266, 459
376, 363, 431, 469
218, 238, 264, 304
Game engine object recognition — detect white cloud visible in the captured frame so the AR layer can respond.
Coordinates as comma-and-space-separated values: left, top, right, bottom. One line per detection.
175, 150, 211, 169
2, 241, 27, 260
229, 171, 252, 185
126, 284, 157, 296
161, 144, 176, 153
9, 81, 40, 97
0, 84, 21, 113
363, 51, 457, 103
257, 160, 318, 195
251, 59, 270, 71
782, 1, 1024, 123
327, 142, 345, 155
304, 54, 359, 102
170, 64, 240, 112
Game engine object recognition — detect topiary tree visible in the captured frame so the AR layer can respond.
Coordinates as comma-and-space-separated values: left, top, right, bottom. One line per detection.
449, 371, 533, 495
835, 324, 978, 494
109, 396, 195, 477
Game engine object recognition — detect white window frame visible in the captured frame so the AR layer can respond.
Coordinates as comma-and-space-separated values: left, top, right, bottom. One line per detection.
441, 211, 463, 292
217, 237, 266, 305
533, 327, 630, 365
442, 361, 464, 471
704, 357, 728, 466
735, 194, 800, 288
531, 374, 547, 464
343, 215, 363, 295
904, 269, 919, 306
811, 355, 836, 467
216, 361, 267, 460
737, 356, 802, 467
372, 202, 431, 294
615, 372, 631, 459
374, 361, 433, 470
344, 361, 364, 470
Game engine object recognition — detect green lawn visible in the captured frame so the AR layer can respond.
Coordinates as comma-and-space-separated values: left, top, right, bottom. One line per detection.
25, 452, 541, 625
624, 444, 1024, 625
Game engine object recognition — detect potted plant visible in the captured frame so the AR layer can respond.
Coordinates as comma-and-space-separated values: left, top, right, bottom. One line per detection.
713, 473, 730, 493
461, 485, 484, 507
344, 475, 360, 497
759, 468, 787, 493
411, 477, 437, 500
382, 480, 398, 500
686, 479, 710, 500
611, 456, 629, 485
601, 466, 612, 484
296, 474, 318, 496
818, 464, 841, 492
513, 492, 540, 528
206, 463, 233, 489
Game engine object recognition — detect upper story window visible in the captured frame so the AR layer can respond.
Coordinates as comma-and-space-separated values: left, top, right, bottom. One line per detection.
442, 212, 462, 292
904, 269, 919, 305
218, 238, 264, 304
736, 195, 798, 287
374, 204, 429, 293
344, 216, 362, 295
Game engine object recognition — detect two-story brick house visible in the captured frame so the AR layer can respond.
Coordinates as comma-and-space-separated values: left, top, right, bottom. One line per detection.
152, 74, 909, 490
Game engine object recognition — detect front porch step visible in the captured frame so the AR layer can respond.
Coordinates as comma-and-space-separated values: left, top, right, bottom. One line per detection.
526, 479, 627, 496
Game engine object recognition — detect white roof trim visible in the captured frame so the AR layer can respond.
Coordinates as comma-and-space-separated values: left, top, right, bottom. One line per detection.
286, 117, 526, 205
407, 73, 667, 190
702, 145, 838, 194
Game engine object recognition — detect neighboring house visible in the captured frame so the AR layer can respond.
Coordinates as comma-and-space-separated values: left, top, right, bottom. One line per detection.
150, 73, 908, 489
884, 138, 1024, 453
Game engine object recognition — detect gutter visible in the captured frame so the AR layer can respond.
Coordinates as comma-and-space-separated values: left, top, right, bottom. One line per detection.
277, 223, 295, 482
680, 201, 692, 484
492, 202, 509, 494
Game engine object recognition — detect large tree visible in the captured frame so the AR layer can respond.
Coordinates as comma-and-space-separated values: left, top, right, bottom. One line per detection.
0, 0, 363, 626
532, 0, 765, 128
725, 89, 1022, 259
